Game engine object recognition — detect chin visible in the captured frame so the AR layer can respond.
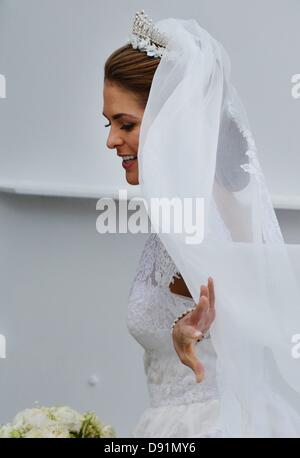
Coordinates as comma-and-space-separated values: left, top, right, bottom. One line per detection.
126, 177, 139, 185
125, 171, 139, 185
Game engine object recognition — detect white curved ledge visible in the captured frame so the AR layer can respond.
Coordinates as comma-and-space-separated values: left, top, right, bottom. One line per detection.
0, 180, 299, 210
0, 180, 142, 200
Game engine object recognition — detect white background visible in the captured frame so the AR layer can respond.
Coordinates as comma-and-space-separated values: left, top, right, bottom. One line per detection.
0, 0, 299, 437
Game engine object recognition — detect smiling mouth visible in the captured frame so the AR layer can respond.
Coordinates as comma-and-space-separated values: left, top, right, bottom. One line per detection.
120, 154, 137, 161
122, 157, 137, 169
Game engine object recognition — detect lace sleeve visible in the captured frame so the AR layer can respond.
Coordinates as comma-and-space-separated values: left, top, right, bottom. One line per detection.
127, 232, 196, 350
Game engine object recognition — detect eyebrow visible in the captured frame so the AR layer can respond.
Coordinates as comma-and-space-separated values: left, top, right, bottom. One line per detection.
102, 112, 139, 120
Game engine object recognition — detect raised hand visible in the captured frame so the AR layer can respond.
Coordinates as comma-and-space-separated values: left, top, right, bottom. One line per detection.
171, 277, 216, 383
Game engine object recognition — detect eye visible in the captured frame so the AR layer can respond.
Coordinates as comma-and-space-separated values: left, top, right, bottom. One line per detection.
104, 122, 135, 131
121, 123, 135, 131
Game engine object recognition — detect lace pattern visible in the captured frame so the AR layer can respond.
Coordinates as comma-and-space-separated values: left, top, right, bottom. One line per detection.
127, 232, 219, 408
228, 100, 284, 245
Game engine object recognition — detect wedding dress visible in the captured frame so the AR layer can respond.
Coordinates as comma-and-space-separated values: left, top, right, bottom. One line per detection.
126, 231, 224, 438
123, 14, 300, 437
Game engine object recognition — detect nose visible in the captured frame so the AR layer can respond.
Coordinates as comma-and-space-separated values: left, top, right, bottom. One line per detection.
106, 127, 124, 150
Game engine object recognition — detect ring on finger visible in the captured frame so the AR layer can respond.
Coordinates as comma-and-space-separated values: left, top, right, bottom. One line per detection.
196, 329, 211, 342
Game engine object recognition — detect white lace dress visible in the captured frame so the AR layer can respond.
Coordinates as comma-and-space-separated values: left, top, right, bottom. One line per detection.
126, 232, 223, 438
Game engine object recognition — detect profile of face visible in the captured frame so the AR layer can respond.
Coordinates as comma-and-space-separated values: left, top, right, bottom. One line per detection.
103, 80, 145, 185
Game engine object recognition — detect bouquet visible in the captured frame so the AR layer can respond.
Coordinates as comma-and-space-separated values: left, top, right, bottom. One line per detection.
0, 405, 117, 438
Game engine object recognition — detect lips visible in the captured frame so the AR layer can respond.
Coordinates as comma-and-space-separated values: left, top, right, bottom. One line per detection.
122, 157, 137, 170
117, 154, 137, 159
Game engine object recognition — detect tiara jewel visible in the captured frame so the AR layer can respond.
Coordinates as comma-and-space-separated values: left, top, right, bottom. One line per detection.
127, 10, 169, 58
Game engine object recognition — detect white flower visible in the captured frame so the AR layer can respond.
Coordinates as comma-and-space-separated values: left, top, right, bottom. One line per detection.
13, 408, 53, 430
23, 426, 69, 438
0, 425, 14, 438
0, 406, 116, 438
23, 428, 48, 438
51, 406, 83, 433
101, 424, 116, 438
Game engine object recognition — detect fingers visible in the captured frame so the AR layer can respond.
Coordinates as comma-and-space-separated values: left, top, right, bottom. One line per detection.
189, 278, 215, 329
199, 283, 209, 303
208, 277, 215, 306
208, 277, 216, 321
198, 278, 215, 317
188, 294, 209, 326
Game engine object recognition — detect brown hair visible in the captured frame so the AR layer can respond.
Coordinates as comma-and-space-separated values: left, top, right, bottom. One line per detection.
104, 44, 160, 108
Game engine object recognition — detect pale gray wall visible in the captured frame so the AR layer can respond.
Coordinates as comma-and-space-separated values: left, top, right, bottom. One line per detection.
276, 210, 300, 244
0, 0, 299, 438
0, 194, 150, 437
0, 0, 299, 202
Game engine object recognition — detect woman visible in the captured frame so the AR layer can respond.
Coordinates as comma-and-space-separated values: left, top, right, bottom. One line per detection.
103, 51, 219, 440
103, 11, 300, 438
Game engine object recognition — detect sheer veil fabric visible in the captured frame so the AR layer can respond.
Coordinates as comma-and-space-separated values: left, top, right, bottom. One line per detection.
137, 18, 300, 437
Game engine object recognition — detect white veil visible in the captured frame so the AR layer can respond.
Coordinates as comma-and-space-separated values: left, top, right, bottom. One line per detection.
136, 18, 300, 437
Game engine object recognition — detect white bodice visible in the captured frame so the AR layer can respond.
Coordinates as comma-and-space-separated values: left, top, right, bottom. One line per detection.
126, 232, 219, 409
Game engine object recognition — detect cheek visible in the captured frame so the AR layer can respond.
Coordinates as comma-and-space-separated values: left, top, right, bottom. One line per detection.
128, 132, 140, 152
133, 131, 140, 150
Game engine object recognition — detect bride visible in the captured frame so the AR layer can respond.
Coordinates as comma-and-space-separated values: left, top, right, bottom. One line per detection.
102, 42, 218, 441
103, 72, 218, 440
102, 11, 300, 438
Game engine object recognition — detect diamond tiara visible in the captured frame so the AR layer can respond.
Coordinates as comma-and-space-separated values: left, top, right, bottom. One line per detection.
127, 10, 169, 58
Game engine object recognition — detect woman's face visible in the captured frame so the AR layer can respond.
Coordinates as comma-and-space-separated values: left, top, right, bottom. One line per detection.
103, 80, 144, 185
